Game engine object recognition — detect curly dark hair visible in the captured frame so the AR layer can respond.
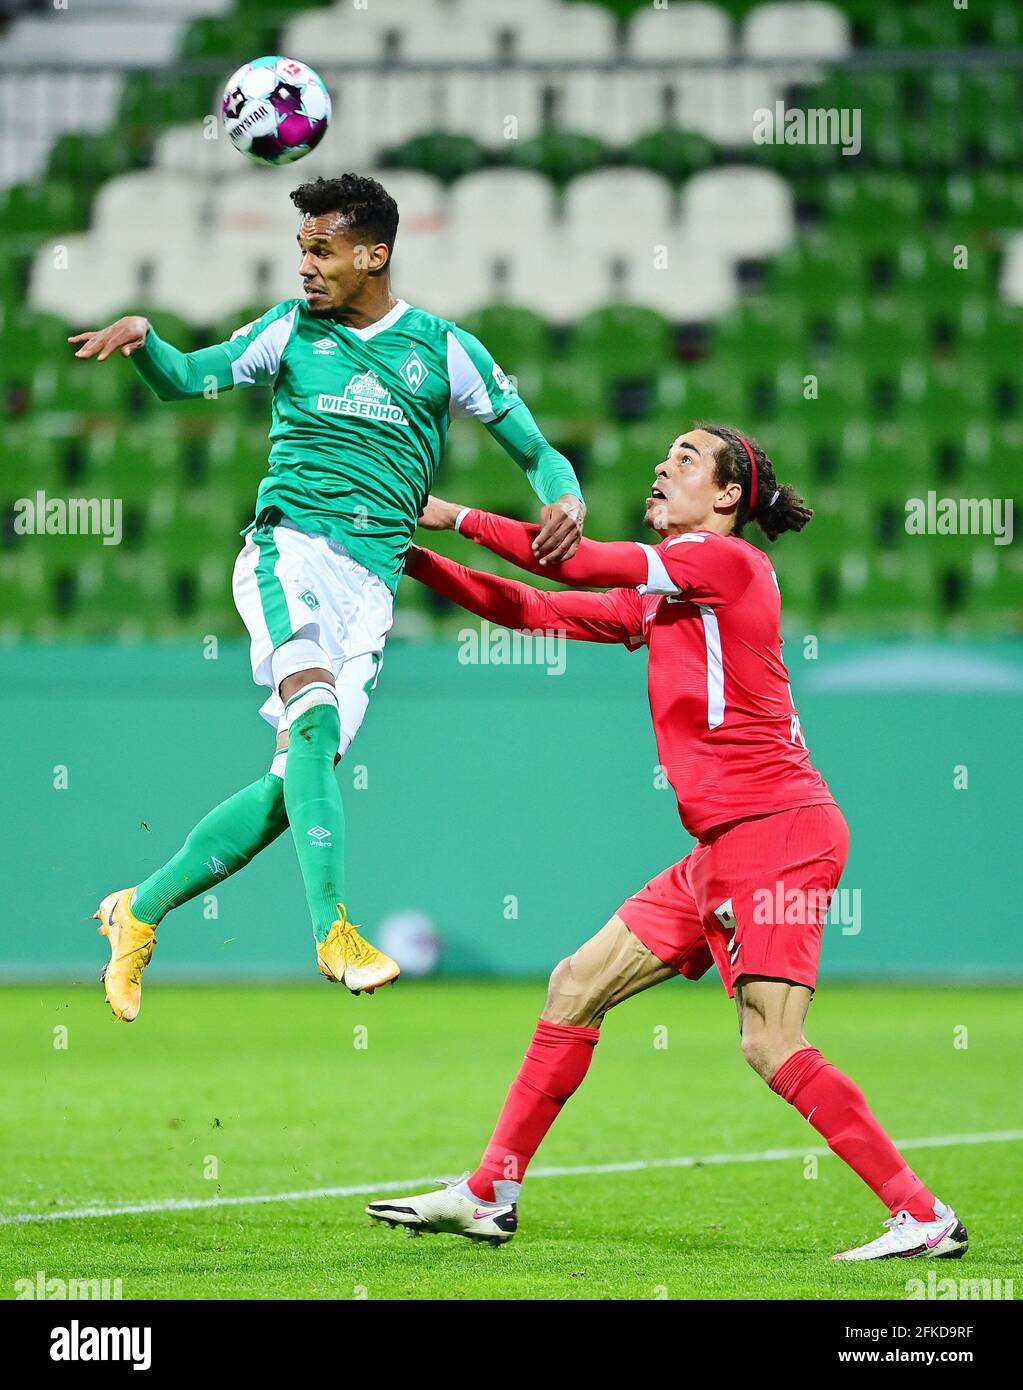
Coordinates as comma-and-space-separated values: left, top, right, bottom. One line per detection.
290, 173, 399, 253
700, 423, 813, 542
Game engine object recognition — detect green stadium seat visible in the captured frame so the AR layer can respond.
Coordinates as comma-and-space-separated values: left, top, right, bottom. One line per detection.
459, 306, 552, 376
822, 174, 923, 243
48, 132, 143, 187
625, 129, 716, 181
572, 305, 672, 387
382, 133, 486, 183
964, 551, 1023, 631
0, 181, 88, 240
834, 553, 939, 635
180, 15, 277, 63
508, 131, 608, 185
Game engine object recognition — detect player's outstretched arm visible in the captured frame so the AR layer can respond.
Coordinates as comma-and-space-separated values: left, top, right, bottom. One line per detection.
69, 315, 236, 402
407, 545, 638, 645
485, 400, 586, 563
69, 302, 295, 403
419, 496, 647, 590
447, 324, 585, 562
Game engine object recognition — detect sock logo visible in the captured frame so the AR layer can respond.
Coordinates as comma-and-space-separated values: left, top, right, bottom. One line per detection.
205, 856, 228, 879
307, 825, 332, 847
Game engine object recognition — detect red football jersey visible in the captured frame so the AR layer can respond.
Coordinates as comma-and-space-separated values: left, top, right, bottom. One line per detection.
618, 531, 834, 837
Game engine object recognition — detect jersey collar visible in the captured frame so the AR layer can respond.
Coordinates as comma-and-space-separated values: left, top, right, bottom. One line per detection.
344, 298, 409, 341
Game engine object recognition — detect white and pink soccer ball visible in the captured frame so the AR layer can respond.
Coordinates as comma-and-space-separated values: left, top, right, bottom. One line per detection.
221, 55, 331, 166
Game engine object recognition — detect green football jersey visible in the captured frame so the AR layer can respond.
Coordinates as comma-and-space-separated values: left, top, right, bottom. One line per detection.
132, 298, 582, 592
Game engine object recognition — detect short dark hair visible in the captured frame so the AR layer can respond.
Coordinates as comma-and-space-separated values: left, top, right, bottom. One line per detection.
701, 423, 813, 542
290, 173, 399, 253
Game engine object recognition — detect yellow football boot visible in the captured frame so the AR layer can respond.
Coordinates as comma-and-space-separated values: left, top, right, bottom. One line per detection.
315, 905, 399, 995
93, 887, 157, 1022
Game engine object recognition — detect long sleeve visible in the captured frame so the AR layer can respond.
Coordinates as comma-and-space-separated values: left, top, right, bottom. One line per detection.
409, 547, 644, 646
131, 300, 300, 402
445, 324, 582, 506
484, 400, 583, 506
131, 329, 236, 401
458, 508, 648, 588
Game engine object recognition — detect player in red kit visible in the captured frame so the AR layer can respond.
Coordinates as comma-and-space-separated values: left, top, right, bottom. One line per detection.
367, 425, 967, 1261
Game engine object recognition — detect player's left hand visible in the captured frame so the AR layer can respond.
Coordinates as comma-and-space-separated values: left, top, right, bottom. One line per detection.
534, 494, 585, 565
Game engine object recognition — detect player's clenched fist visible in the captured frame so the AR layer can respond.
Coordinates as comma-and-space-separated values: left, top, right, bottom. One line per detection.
68, 316, 151, 362
534, 493, 586, 565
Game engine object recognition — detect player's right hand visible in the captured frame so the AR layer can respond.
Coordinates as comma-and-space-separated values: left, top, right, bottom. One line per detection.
68, 316, 150, 362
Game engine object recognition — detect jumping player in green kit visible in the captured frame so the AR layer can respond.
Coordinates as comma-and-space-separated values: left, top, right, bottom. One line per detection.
69, 174, 585, 1019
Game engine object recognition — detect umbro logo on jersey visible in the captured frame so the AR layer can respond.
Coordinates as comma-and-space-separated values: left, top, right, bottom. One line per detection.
399, 349, 429, 393
312, 338, 336, 355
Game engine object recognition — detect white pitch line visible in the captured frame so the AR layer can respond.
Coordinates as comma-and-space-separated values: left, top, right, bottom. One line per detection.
3, 1129, 1021, 1227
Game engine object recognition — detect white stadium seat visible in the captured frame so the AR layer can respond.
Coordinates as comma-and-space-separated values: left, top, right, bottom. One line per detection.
449, 170, 554, 254
92, 171, 213, 242
283, 5, 394, 65
442, 72, 544, 148
285, 1, 501, 64
212, 174, 310, 241
675, 68, 784, 147
387, 11, 503, 62
0, 73, 122, 188
150, 239, 268, 325
680, 166, 795, 261
741, 1, 851, 60
624, 236, 738, 321
30, 236, 139, 325
370, 171, 448, 233
152, 124, 242, 181
503, 246, 613, 324
387, 234, 494, 319
0, 15, 183, 67
511, 3, 618, 61
0, 2, 223, 190
628, 2, 733, 60
564, 170, 675, 253
77, 0, 230, 12
593, 71, 683, 145
999, 233, 1023, 307
742, 0, 849, 84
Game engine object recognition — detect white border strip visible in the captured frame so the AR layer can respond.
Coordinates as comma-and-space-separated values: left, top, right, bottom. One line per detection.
3, 1129, 1020, 1226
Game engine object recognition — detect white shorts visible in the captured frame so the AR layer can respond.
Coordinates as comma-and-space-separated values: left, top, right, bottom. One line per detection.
232, 518, 394, 756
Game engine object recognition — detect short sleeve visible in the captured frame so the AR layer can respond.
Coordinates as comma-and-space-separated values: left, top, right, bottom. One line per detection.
224, 300, 301, 387
637, 532, 754, 606
446, 325, 522, 423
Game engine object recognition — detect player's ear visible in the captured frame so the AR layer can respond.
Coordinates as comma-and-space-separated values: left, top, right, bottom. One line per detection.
359, 241, 391, 274
716, 480, 742, 513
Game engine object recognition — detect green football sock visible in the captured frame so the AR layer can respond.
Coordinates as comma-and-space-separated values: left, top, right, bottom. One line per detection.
131, 772, 289, 925
283, 690, 345, 943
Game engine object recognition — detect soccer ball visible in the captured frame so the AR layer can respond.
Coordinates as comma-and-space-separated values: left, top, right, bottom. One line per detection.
221, 55, 331, 166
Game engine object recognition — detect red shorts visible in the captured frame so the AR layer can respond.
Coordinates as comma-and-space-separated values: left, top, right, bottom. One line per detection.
617, 803, 849, 996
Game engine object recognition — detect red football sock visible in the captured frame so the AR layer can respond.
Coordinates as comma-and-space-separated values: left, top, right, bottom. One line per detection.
468, 1019, 600, 1203
770, 1047, 938, 1221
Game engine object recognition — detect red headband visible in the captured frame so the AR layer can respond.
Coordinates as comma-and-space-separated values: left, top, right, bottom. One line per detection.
737, 435, 758, 515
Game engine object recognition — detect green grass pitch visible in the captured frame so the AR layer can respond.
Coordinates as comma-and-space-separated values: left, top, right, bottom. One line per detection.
2, 981, 1020, 1300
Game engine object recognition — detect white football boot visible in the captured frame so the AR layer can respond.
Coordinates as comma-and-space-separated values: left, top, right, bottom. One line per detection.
366, 1176, 518, 1246
833, 1201, 967, 1260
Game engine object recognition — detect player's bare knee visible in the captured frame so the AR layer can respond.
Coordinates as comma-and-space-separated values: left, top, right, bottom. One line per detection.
543, 955, 604, 1028
741, 1022, 799, 1081
279, 666, 334, 704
